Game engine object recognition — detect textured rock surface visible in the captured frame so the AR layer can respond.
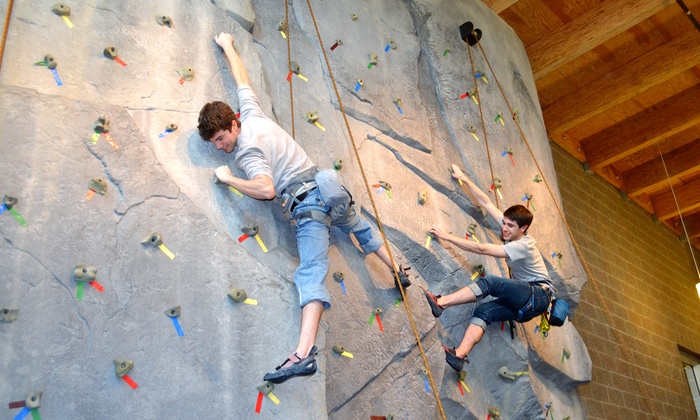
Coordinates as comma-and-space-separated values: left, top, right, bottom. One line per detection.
1, 0, 590, 418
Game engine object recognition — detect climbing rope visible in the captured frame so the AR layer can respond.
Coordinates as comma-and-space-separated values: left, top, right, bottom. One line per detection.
302, 1, 446, 418
657, 143, 700, 279
466, 44, 499, 210
284, 0, 295, 139
469, 31, 661, 420
0, 0, 14, 73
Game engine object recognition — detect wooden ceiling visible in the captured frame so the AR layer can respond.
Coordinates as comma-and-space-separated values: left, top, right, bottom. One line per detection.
484, 0, 700, 250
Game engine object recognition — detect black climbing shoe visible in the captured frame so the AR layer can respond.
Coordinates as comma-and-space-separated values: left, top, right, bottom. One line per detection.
263, 346, 318, 384
443, 344, 468, 372
392, 265, 412, 290
420, 286, 443, 318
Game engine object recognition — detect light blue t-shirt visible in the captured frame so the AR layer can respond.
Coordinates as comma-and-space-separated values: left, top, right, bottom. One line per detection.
233, 86, 315, 196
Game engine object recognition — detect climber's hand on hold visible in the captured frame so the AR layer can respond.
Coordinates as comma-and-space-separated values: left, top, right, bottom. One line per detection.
215, 32, 235, 49
215, 165, 234, 184
430, 225, 450, 241
450, 164, 467, 182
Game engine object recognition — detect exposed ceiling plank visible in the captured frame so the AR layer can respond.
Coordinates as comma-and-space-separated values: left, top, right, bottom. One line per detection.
542, 30, 700, 135
652, 177, 700, 220
683, 213, 700, 240
581, 85, 700, 170
527, 0, 674, 80
482, 0, 520, 14
624, 137, 700, 198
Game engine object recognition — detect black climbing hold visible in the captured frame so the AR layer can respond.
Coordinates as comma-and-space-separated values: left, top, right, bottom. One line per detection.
241, 225, 259, 237
459, 22, 482, 46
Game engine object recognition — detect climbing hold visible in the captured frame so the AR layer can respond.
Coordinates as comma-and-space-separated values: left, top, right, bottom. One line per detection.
4, 195, 17, 209
417, 191, 427, 205
73, 263, 97, 283
241, 225, 259, 237
374, 308, 383, 315
155, 15, 172, 27
177, 67, 195, 81
467, 223, 477, 235
459, 22, 482, 46
330, 39, 343, 51
356, 79, 363, 86
304, 111, 320, 124
257, 381, 274, 396
165, 123, 178, 132
0, 308, 18, 322
369, 53, 378, 65
51, 3, 70, 16
487, 406, 501, 418
388, 38, 397, 50
94, 114, 110, 133
290, 61, 301, 75
498, 366, 528, 380
562, 348, 571, 362
393, 97, 402, 109
114, 359, 134, 378
351, 13, 358, 21
513, 109, 521, 123
378, 181, 392, 191
277, 20, 288, 33
103, 46, 118, 59
25, 391, 42, 409
88, 178, 108, 195
459, 370, 467, 382
165, 305, 181, 318
333, 271, 344, 282
470, 264, 485, 280
421, 367, 429, 376
533, 174, 542, 183
332, 345, 345, 355
228, 289, 248, 303
333, 159, 343, 170
43, 54, 58, 70
141, 232, 163, 247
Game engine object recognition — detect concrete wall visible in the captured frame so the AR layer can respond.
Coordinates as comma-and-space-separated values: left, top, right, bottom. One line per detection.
551, 142, 700, 419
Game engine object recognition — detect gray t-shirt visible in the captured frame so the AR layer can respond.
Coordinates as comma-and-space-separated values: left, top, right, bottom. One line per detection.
503, 235, 550, 284
233, 86, 315, 196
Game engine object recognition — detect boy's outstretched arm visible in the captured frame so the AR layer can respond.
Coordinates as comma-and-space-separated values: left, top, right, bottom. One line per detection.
450, 164, 504, 223
214, 32, 251, 88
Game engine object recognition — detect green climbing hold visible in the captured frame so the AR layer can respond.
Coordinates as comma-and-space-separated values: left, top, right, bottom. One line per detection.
165, 305, 181, 318
141, 232, 163, 247
73, 263, 97, 283
51, 3, 70, 16
103, 46, 118, 59
304, 111, 319, 124
332, 345, 345, 355
88, 178, 108, 195
114, 359, 134, 378
228, 289, 247, 303
4, 195, 17, 209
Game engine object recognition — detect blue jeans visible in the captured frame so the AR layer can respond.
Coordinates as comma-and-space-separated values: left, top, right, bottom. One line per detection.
467, 275, 551, 330
292, 189, 383, 310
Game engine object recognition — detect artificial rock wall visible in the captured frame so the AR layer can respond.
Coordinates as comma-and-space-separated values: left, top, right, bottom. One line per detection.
1, 0, 590, 418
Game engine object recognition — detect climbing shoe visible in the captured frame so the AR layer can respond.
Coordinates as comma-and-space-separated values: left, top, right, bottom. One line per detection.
392, 265, 412, 290
420, 286, 443, 318
443, 344, 469, 372
263, 346, 318, 384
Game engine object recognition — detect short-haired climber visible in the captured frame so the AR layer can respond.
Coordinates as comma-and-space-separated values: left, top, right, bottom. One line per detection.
423, 164, 552, 372
199, 32, 411, 383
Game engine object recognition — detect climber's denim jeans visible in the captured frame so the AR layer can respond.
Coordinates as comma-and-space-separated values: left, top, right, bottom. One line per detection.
467, 275, 551, 330
292, 190, 383, 310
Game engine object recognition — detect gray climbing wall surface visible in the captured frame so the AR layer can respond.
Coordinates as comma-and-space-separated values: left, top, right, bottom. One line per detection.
0, 0, 591, 418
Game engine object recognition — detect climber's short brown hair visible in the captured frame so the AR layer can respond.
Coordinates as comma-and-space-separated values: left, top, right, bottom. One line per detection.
198, 101, 240, 141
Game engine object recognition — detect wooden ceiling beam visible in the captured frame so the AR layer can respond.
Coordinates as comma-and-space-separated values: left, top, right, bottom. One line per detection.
527, 0, 673, 80
653, 177, 700, 221
667, 212, 700, 240
482, 0, 520, 14
581, 85, 700, 170
624, 137, 700, 198
542, 30, 700, 135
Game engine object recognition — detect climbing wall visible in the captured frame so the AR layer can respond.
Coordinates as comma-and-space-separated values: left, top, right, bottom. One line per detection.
0, 0, 591, 418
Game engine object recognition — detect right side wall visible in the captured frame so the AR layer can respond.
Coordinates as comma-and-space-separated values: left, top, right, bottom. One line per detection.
551, 142, 700, 419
